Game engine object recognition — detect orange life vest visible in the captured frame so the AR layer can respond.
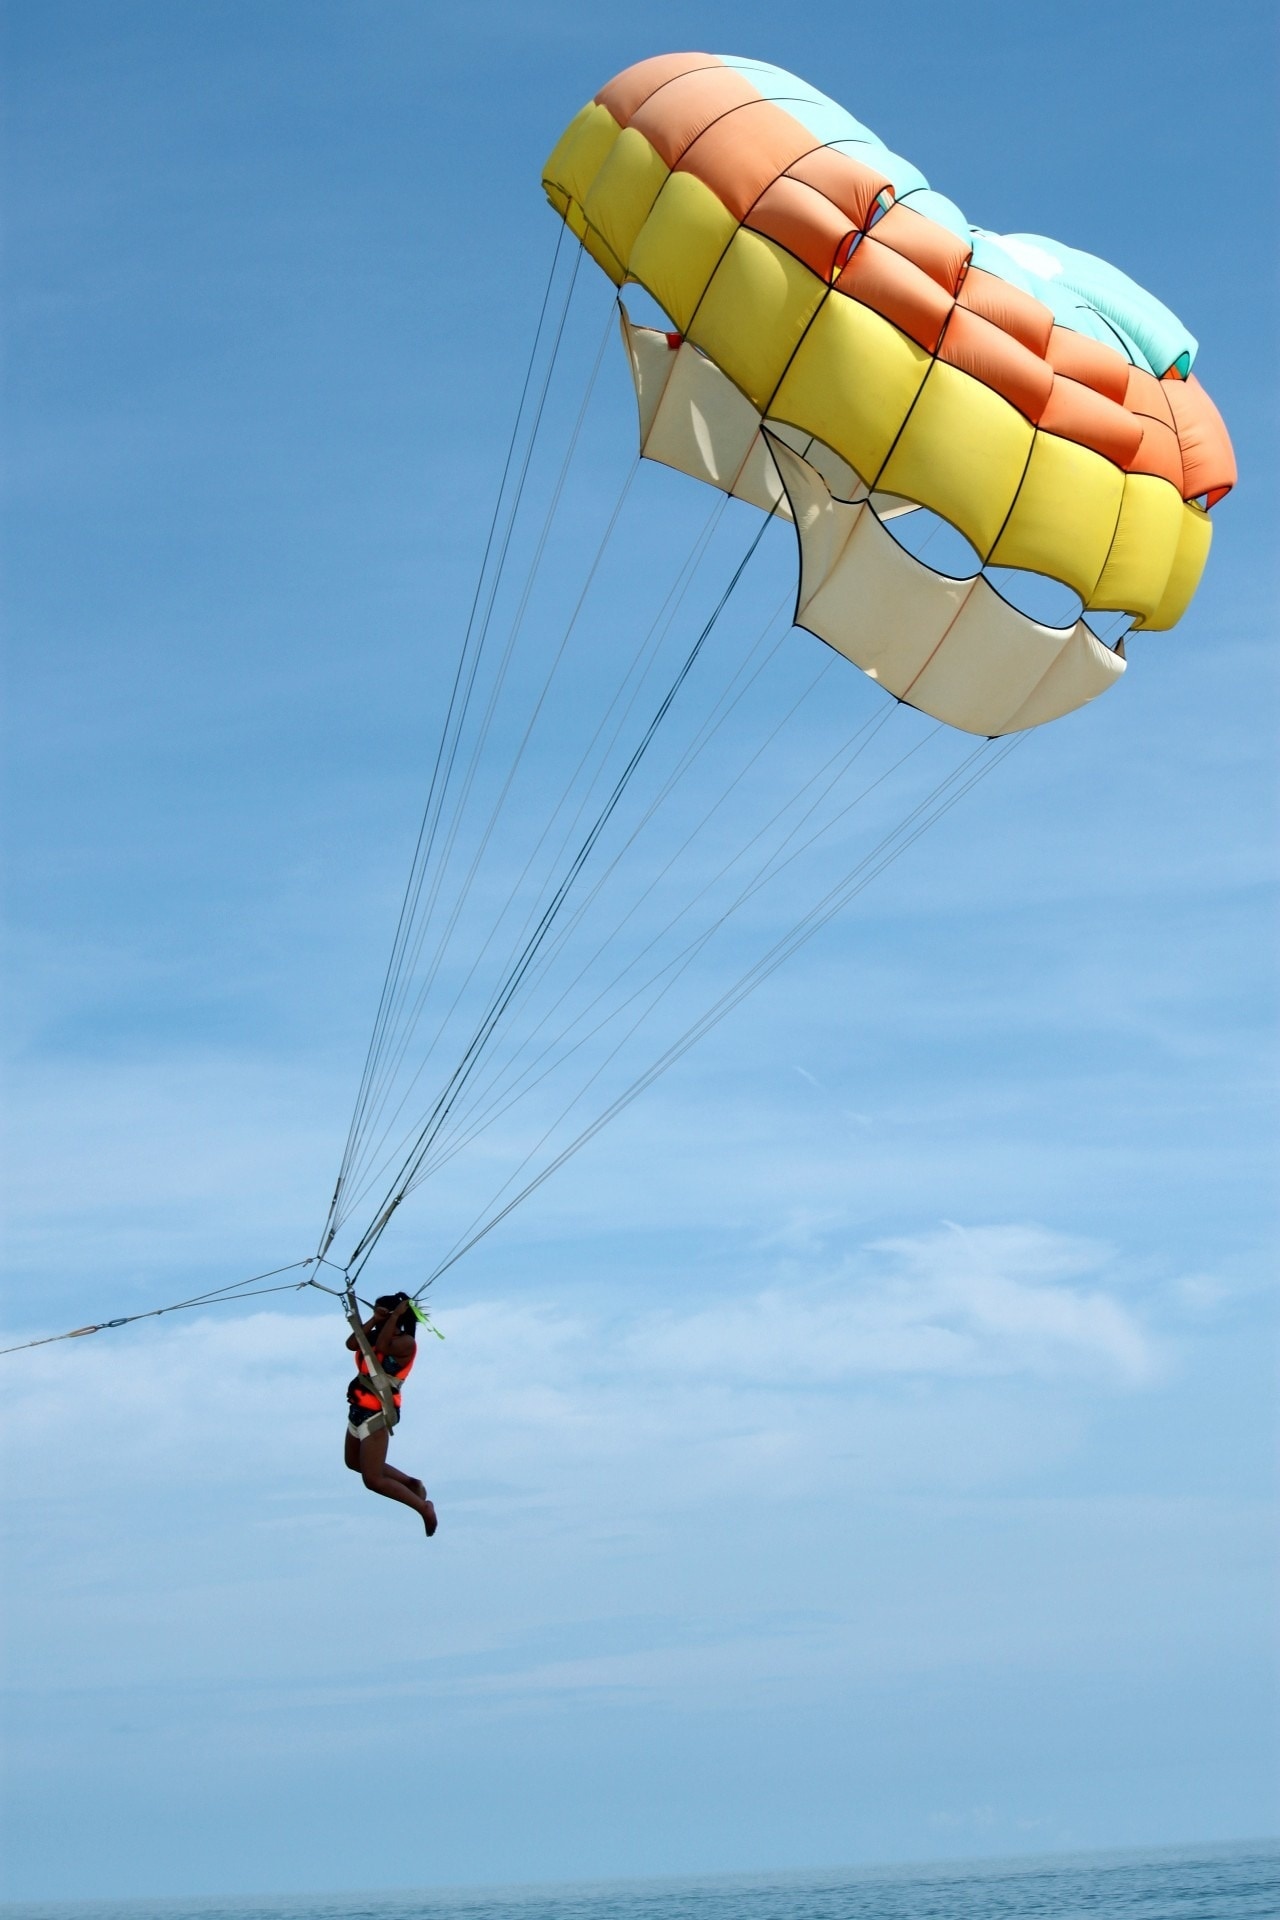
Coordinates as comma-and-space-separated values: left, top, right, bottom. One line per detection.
350, 1343, 416, 1412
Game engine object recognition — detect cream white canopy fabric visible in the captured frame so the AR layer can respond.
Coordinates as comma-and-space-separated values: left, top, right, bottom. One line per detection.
622, 308, 1125, 737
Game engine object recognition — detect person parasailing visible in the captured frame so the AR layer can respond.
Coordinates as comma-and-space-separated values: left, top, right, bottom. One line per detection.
344, 1291, 437, 1536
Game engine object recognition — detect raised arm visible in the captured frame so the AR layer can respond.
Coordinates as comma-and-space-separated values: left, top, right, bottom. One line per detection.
345, 1306, 386, 1353
376, 1314, 416, 1364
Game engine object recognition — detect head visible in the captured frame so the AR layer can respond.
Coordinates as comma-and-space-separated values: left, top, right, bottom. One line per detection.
375, 1291, 417, 1337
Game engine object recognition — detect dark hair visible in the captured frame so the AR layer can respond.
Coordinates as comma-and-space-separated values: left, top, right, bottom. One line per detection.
374, 1291, 417, 1337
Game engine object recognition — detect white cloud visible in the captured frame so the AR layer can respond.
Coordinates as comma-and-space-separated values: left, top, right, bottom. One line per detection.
625, 1222, 1156, 1388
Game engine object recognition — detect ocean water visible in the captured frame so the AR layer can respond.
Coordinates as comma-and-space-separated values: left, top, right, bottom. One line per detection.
8, 1842, 1278, 1920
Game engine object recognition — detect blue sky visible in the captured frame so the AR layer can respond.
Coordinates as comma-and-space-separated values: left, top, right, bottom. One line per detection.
1, 0, 1276, 1902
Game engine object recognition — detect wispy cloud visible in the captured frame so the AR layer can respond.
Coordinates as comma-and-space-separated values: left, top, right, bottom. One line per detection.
626, 1222, 1156, 1388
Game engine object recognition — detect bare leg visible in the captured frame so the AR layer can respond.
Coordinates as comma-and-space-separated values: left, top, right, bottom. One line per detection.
347, 1427, 425, 1499
383, 1462, 428, 1499
359, 1429, 437, 1536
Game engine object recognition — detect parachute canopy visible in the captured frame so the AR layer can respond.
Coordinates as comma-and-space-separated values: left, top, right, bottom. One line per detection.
544, 53, 1235, 735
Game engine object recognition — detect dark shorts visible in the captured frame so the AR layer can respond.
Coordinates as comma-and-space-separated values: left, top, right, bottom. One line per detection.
346, 1384, 399, 1442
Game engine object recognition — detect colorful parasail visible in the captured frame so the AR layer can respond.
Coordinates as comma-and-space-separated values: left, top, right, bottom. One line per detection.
543, 53, 1235, 736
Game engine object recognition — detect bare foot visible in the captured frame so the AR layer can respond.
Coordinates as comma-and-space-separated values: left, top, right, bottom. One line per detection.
423, 1500, 438, 1538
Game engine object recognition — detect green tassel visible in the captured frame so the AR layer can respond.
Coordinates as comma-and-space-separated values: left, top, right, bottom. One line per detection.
410, 1300, 445, 1339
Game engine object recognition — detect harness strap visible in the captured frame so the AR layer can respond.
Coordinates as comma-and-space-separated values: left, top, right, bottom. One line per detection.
344, 1288, 401, 1435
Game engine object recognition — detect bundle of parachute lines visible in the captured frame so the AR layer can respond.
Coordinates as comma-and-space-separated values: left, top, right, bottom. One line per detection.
313, 50, 1237, 1295
9, 52, 1236, 1358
